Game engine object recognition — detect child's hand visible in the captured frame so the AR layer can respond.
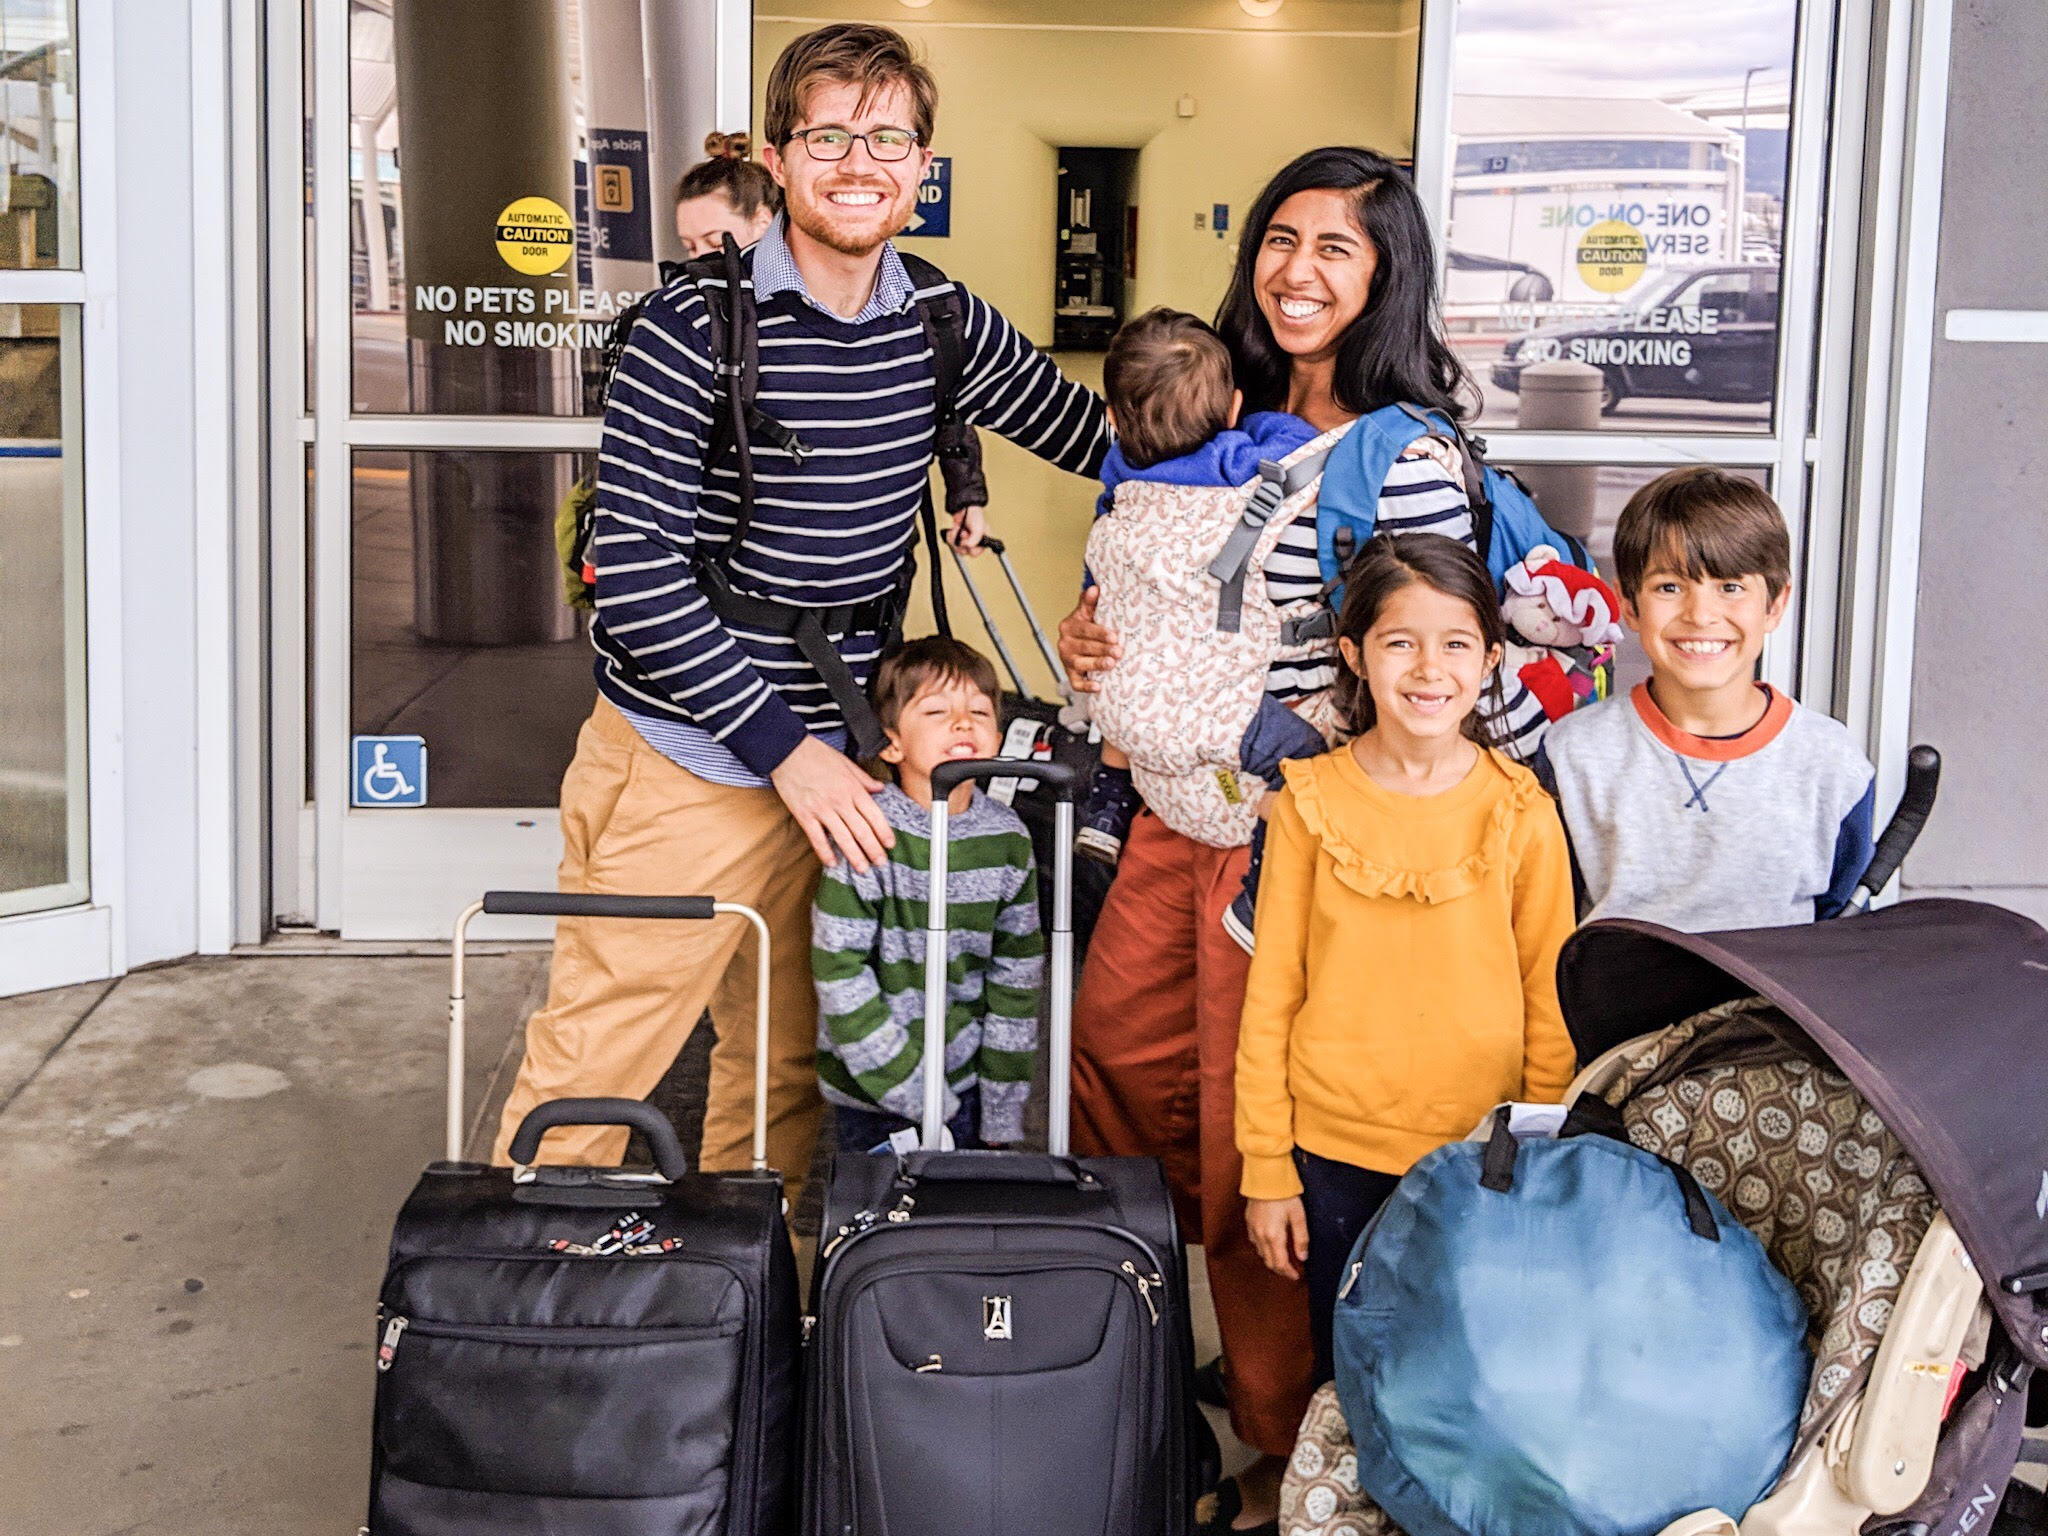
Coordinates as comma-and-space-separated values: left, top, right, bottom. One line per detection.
1245, 1196, 1308, 1279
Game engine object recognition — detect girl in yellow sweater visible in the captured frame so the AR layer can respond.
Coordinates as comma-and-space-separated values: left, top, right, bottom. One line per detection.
1237, 532, 1578, 1382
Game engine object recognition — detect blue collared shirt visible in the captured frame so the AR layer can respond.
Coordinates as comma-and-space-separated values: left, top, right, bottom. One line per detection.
749, 213, 917, 324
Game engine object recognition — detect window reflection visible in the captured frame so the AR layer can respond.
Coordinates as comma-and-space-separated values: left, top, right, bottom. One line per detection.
1445, 0, 1797, 434
348, 0, 717, 416
0, 0, 79, 270
351, 450, 597, 808
0, 304, 86, 914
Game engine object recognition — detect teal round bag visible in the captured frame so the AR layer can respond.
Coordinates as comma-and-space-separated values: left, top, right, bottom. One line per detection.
1332, 1108, 1810, 1536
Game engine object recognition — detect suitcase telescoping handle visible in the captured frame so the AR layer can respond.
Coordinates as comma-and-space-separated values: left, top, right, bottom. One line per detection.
925, 759, 1080, 1154
448, 893, 774, 1172
949, 536, 1075, 707
1844, 744, 1940, 915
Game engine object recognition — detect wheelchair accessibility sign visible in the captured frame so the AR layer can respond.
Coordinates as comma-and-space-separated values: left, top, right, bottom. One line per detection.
352, 735, 428, 808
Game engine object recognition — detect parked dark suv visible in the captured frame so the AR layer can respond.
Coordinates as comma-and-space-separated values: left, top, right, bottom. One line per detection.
1490, 264, 1780, 414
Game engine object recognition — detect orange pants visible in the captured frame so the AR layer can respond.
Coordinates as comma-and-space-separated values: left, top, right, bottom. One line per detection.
493, 699, 825, 1208
1071, 809, 1316, 1456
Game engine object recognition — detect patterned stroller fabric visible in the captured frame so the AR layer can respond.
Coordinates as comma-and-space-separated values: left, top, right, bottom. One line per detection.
1279, 996, 1940, 1536
1597, 997, 1939, 1449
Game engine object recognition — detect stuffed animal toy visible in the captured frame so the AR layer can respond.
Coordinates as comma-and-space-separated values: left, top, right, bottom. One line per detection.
1500, 546, 1623, 721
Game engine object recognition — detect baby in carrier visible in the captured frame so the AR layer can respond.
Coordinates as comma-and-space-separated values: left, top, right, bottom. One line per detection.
1076, 308, 1335, 884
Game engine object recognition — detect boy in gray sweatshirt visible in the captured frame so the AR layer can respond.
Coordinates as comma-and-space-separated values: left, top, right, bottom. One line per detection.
1541, 468, 1874, 930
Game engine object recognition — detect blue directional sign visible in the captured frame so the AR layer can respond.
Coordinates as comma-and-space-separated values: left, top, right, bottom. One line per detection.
352, 735, 428, 808
907, 157, 951, 238
589, 126, 653, 262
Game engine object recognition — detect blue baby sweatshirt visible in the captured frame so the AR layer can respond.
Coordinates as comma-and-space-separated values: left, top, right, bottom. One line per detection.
1094, 411, 1320, 519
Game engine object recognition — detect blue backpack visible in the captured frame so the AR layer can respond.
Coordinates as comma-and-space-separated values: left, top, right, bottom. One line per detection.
1334, 1103, 1810, 1536
1314, 403, 1594, 600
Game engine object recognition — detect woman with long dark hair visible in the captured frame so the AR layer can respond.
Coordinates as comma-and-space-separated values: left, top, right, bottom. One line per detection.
1055, 147, 1481, 1534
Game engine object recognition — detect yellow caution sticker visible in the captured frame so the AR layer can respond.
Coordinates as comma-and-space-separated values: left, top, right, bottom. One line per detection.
1574, 219, 1647, 294
495, 196, 575, 276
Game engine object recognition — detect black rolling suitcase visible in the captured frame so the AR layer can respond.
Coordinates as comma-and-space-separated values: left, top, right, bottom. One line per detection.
366, 892, 800, 1536
802, 760, 1205, 1536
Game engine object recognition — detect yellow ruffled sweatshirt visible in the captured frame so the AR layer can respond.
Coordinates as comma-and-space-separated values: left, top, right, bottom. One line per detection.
1235, 745, 1579, 1200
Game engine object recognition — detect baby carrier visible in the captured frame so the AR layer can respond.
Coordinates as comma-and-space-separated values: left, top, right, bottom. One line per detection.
1085, 425, 1349, 849
1086, 407, 1602, 848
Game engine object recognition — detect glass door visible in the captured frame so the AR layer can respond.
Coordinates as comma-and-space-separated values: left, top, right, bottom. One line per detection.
1411, 0, 1844, 703
301, 0, 742, 937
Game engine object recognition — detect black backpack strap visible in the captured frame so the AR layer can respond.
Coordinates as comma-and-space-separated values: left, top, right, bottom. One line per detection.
685, 238, 810, 567
900, 251, 970, 430
898, 251, 981, 638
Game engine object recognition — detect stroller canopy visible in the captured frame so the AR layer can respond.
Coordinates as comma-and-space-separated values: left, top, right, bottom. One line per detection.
1558, 898, 2048, 1371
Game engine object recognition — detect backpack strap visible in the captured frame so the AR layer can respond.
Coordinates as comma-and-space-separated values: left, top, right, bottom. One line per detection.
899, 251, 981, 638
1206, 445, 1337, 633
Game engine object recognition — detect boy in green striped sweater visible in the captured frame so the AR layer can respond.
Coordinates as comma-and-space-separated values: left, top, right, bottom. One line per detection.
812, 638, 1044, 1152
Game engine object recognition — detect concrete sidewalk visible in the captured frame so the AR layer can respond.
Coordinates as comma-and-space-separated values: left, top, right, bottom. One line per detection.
0, 950, 1246, 1535
0, 950, 547, 1535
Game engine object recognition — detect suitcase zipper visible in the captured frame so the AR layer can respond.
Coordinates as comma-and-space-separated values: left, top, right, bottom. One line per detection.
1120, 1261, 1162, 1325
377, 1314, 407, 1372
376, 1313, 740, 1369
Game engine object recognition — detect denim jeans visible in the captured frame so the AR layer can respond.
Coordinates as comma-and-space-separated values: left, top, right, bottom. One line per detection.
832, 1085, 983, 1155
1295, 1146, 1401, 1385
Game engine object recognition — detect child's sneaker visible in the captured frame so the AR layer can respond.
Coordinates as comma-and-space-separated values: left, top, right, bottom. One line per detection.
1221, 819, 1266, 955
1076, 763, 1141, 865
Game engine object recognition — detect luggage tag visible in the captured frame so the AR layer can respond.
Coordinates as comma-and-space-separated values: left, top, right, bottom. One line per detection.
988, 717, 1050, 805
880, 1123, 955, 1156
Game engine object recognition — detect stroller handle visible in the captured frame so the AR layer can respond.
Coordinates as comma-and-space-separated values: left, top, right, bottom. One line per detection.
1847, 744, 1941, 914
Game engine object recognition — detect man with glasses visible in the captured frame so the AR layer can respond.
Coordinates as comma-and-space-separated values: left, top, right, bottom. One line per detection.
493, 24, 1108, 1204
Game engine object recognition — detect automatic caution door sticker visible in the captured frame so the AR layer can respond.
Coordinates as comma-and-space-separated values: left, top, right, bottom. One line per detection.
1574, 218, 1647, 294
494, 196, 575, 275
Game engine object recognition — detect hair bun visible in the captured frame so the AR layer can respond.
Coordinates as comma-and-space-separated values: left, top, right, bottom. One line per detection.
702, 130, 751, 160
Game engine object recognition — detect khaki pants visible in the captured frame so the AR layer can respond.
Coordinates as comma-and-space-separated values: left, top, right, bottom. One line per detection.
493, 699, 825, 1205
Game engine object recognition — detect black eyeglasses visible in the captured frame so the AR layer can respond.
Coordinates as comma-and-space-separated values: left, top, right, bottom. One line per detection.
784, 126, 921, 162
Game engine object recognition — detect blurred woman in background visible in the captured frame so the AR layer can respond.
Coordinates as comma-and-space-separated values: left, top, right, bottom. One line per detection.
673, 130, 779, 257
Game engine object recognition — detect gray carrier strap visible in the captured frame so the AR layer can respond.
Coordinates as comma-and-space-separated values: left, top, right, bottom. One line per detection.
1207, 445, 1335, 633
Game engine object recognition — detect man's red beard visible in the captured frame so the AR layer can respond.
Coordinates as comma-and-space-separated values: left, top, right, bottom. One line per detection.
786, 182, 913, 256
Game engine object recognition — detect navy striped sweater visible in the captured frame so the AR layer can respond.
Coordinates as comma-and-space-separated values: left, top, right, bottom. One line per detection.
589, 250, 1110, 776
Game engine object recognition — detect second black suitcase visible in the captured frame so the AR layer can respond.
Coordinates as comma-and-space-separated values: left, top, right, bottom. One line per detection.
802, 761, 1205, 1536
367, 892, 800, 1536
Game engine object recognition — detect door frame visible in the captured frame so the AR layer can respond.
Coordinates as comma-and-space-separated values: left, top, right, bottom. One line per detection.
287, 0, 751, 938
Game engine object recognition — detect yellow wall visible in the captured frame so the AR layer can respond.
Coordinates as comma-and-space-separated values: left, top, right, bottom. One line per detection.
754, 0, 1420, 694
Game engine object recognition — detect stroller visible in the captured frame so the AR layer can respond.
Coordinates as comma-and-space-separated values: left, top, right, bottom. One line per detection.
1281, 838, 2048, 1534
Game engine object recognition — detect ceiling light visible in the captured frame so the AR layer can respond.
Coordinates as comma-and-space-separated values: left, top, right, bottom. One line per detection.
1239, 0, 1284, 15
